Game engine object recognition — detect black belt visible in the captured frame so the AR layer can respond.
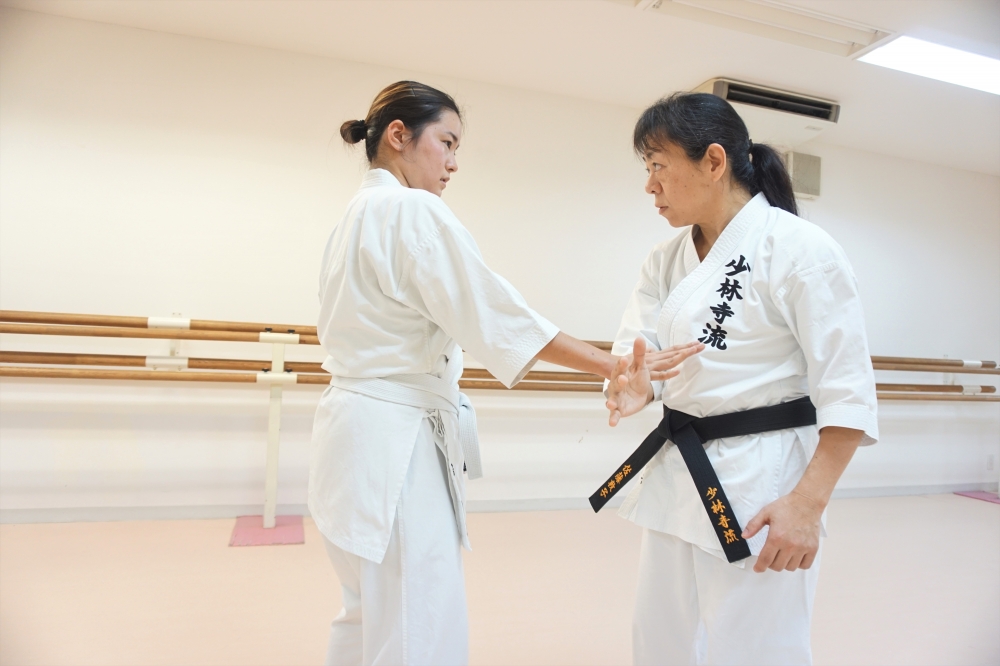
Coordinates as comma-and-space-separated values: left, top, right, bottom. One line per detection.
589, 397, 817, 563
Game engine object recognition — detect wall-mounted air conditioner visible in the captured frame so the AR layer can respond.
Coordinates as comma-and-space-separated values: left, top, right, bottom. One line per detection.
694, 78, 839, 149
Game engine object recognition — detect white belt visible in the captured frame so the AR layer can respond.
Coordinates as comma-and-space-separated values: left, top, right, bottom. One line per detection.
327, 373, 482, 479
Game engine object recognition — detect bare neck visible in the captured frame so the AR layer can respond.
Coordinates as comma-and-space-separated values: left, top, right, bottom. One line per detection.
693, 189, 753, 261
371, 157, 410, 189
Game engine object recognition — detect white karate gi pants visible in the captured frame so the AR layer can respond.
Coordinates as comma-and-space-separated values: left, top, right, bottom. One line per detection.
322, 419, 468, 666
633, 528, 821, 666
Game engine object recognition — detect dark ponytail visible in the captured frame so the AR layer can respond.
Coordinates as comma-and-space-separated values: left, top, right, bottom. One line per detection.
633, 92, 797, 216
747, 142, 797, 216
340, 81, 461, 163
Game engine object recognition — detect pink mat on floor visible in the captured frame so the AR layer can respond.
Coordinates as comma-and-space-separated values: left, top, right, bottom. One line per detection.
229, 515, 305, 547
954, 491, 1000, 505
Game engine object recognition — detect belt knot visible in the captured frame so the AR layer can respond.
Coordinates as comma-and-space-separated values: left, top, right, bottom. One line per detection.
657, 406, 698, 441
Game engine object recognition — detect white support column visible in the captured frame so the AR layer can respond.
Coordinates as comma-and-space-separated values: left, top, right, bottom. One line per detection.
263, 342, 286, 529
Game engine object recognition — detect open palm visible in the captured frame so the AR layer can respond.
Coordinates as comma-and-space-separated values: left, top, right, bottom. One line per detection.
606, 337, 704, 427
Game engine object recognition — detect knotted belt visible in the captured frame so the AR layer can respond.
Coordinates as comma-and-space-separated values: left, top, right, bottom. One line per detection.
590, 396, 817, 563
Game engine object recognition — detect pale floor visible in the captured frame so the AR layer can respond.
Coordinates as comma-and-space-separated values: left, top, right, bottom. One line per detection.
0, 494, 997, 666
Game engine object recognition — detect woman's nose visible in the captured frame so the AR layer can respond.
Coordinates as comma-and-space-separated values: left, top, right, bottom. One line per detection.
447, 157, 458, 173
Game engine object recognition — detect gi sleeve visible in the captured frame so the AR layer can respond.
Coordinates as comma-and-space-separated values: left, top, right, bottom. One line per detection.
607, 249, 667, 401
775, 260, 879, 445
397, 199, 559, 388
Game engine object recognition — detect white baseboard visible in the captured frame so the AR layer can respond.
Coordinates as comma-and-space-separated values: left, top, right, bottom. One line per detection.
2, 482, 996, 524
830, 482, 997, 499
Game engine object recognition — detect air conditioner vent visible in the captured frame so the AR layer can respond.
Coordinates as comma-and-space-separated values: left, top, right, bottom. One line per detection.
693, 78, 840, 148
724, 84, 838, 121
700, 79, 840, 123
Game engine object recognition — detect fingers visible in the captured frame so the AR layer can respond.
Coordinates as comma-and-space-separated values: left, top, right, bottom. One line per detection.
742, 509, 767, 539
630, 337, 647, 376
785, 553, 806, 572
646, 343, 704, 373
770, 550, 793, 572
753, 543, 776, 573
633, 336, 647, 362
756, 547, 815, 573
649, 369, 680, 381
608, 409, 621, 427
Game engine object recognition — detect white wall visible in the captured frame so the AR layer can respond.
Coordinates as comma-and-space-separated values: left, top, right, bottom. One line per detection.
1, 9, 997, 521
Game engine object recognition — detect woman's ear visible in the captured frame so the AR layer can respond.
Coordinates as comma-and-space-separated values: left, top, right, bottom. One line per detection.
383, 119, 411, 152
705, 143, 728, 183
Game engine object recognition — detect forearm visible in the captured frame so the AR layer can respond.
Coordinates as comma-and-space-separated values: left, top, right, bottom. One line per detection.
792, 426, 863, 509
536, 331, 616, 379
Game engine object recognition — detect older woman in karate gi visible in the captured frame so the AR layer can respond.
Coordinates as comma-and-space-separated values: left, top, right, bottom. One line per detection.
604, 92, 879, 666
310, 81, 698, 666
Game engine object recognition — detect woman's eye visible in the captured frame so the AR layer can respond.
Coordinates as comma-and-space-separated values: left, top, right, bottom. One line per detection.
445, 141, 452, 148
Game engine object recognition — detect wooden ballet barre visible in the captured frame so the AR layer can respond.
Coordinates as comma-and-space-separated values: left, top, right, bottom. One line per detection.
0, 351, 606, 384
0, 366, 261, 383
0, 366, 605, 393
0, 366, 341, 385
0, 351, 326, 373
877, 383, 996, 394
877, 392, 1000, 402
1, 364, 997, 400
462, 367, 605, 384
870, 362, 999, 375
871, 355, 997, 369
2, 311, 996, 374
3, 363, 998, 401
0, 323, 319, 345
0, 310, 318, 336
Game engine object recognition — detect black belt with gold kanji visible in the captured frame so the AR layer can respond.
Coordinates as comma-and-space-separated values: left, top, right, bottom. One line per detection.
589, 397, 817, 563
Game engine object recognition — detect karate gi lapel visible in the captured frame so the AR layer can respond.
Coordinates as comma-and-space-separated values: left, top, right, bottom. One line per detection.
657, 194, 770, 349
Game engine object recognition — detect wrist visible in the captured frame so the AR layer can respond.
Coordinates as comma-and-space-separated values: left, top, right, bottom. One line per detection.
600, 353, 617, 380
790, 488, 828, 512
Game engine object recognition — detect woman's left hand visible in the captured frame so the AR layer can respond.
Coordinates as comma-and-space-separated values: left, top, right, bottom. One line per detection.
742, 491, 823, 573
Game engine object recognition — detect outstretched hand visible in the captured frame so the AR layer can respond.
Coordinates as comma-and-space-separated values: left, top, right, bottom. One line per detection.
606, 338, 703, 427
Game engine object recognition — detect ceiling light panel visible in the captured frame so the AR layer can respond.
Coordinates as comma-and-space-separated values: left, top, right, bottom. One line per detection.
635, 0, 893, 57
858, 36, 1000, 96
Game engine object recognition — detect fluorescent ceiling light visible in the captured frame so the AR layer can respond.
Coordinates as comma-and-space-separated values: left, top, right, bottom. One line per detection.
634, 0, 892, 57
858, 36, 1000, 95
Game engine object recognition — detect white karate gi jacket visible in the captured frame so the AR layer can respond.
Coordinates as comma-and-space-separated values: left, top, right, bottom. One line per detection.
614, 193, 879, 563
309, 169, 559, 563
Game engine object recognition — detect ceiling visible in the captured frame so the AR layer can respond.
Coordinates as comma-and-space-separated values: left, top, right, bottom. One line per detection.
2, 0, 999, 175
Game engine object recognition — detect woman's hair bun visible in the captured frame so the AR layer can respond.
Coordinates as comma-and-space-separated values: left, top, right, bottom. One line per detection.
340, 119, 367, 145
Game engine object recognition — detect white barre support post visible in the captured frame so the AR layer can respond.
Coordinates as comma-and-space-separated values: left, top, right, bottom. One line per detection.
262, 342, 285, 529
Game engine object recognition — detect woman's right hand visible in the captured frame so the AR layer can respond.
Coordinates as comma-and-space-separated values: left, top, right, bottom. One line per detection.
606, 338, 703, 427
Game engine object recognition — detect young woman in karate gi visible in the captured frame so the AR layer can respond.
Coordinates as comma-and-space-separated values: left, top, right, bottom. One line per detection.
310, 81, 699, 666
605, 93, 879, 666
